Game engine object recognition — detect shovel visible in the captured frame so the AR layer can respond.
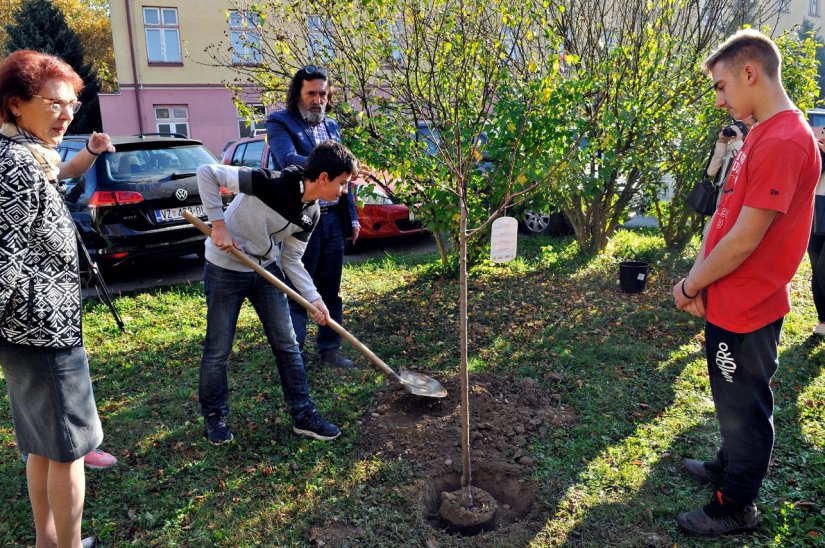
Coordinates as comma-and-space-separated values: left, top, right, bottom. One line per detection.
184, 211, 447, 398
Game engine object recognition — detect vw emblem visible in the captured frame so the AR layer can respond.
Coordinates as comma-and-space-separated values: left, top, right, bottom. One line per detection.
175, 188, 188, 201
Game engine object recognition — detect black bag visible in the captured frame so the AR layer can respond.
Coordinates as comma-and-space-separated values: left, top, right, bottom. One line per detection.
686, 145, 721, 216
814, 194, 825, 236
686, 177, 719, 216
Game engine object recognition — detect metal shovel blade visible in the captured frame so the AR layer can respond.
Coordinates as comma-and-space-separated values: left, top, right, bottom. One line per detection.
399, 369, 448, 398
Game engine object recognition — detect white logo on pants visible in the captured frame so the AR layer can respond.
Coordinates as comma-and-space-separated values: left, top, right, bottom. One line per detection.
715, 341, 736, 383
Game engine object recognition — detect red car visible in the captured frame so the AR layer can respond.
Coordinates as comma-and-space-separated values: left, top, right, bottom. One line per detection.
222, 135, 425, 240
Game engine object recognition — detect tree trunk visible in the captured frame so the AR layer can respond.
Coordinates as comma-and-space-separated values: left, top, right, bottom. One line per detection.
459, 207, 472, 493
435, 230, 451, 268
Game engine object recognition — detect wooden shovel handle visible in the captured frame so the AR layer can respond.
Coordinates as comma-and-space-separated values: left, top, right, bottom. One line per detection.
183, 211, 401, 381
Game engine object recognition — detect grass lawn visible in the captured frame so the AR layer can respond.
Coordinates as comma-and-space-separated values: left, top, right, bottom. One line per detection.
0, 229, 822, 546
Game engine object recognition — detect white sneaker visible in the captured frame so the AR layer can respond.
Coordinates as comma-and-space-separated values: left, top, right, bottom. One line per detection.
814, 323, 825, 336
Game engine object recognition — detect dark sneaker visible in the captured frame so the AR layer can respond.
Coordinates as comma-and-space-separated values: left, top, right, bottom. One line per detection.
204, 413, 234, 445
319, 350, 354, 369
683, 458, 724, 487
293, 413, 341, 441
677, 491, 758, 537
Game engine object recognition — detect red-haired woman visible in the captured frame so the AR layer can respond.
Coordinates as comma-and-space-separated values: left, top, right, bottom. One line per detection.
0, 50, 114, 546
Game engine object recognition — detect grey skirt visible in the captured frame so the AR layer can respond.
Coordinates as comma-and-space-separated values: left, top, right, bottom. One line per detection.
0, 340, 103, 462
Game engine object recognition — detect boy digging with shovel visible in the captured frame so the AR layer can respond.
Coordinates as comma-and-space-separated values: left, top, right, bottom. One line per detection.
196, 140, 357, 445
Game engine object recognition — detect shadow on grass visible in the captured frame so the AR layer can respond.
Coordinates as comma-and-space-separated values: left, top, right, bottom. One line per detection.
544, 321, 825, 546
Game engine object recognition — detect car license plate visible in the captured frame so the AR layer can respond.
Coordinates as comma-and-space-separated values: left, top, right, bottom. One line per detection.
154, 204, 206, 222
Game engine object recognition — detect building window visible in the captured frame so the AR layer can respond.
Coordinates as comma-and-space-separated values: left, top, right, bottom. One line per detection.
780, 0, 791, 12
230, 11, 263, 65
307, 16, 334, 60
155, 106, 189, 137
502, 27, 524, 64
144, 7, 182, 63
811, 0, 821, 16
377, 19, 404, 64
237, 104, 266, 138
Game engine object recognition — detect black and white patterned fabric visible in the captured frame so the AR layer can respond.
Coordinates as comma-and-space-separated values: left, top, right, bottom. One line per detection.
0, 136, 82, 347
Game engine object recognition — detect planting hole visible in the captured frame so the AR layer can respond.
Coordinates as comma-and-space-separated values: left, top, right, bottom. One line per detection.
418, 462, 535, 536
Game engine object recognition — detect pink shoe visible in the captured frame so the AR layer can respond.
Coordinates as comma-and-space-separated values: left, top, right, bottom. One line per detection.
84, 448, 117, 469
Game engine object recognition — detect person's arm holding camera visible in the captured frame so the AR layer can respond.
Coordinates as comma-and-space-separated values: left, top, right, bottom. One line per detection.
707, 126, 737, 178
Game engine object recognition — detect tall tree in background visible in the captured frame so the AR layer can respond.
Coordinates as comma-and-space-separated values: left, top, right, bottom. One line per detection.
0, 0, 114, 92
4, 0, 103, 133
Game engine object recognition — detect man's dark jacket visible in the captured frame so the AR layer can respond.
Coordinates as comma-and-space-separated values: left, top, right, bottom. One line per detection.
265, 109, 358, 235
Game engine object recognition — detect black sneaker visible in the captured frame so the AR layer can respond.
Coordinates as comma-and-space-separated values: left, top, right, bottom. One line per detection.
319, 350, 354, 369
204, 413, 234, 445
293, 413, 341, 441
677, 491, 758, 537
683, 458, 724, 487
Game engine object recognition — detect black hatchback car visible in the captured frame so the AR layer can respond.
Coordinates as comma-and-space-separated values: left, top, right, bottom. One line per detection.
57, 134, 232, 267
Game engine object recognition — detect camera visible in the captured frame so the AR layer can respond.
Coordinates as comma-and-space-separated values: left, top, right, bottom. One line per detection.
721, 126, 737, 138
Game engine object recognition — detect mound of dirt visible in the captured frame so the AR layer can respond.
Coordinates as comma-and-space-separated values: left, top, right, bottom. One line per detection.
439, 485, 497, 534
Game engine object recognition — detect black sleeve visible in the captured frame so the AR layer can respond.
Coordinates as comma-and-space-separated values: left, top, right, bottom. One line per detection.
238, 166, 319, 231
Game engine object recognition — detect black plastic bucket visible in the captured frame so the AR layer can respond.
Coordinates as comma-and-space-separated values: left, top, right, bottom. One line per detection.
619, 261, 649, 294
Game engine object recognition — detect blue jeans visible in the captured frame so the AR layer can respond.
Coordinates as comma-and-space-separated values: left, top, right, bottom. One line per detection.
199, 260, 315, 421
289, 210, 345, 355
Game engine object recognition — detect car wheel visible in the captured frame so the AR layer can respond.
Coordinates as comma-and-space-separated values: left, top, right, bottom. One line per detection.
521, 210, 553, 234
519, 210, 573, 236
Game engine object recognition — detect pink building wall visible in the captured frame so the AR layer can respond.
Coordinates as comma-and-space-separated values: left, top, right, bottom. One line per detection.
99, 86, 245, 156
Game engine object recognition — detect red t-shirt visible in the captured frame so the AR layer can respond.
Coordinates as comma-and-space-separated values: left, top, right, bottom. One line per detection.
705, 110, 820, 333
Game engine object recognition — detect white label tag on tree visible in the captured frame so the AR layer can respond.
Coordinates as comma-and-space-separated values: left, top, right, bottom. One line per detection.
490, 216, 518, 263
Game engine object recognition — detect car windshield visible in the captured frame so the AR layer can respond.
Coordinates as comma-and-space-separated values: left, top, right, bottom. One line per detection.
355, 183, 395, 205
106, 145, 216, 182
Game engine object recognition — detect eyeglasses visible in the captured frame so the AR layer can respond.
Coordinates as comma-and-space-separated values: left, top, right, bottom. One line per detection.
32, 95, 82, 115
301, 65, 328, 78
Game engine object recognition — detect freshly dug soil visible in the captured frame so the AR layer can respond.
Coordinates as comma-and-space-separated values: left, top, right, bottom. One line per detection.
350, 371, 578, 543
357, 371, 576, 469
439, 486, 497, 534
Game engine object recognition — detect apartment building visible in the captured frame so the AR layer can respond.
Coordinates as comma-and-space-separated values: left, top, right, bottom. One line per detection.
100, 0, 271, 155
780, 0, 824, 31
99, 1, 822, 155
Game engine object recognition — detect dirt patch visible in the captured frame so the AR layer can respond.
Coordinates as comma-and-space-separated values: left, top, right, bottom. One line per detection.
358, 372, 576, 468
348, 371, 578, 543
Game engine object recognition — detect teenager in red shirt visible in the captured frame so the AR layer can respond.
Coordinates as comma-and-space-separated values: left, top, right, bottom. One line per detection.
673, 29, 821, 536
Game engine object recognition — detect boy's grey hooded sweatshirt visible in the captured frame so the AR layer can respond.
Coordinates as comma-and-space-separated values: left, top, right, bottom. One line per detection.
197, 163, 322, 303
